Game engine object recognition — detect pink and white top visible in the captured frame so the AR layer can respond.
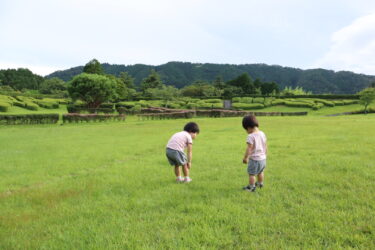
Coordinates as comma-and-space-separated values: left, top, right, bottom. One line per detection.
246, 131, 267, 161
166, 131, 193, 152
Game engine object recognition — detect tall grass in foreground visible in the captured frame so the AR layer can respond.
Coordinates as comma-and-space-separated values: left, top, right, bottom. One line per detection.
0, 115, 374, 249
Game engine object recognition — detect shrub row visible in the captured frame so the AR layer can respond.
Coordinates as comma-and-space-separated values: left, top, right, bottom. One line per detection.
62, 113, 125, 123
232, 103, 265, 110
0, 101, 11, 112
138, 111, 195, 120
67, 104, 114, 114
0, 114, 59, 125
138, 109, 308, 120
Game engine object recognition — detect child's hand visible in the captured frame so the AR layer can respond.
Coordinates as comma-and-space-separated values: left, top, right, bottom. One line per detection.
242, 158, 248, 164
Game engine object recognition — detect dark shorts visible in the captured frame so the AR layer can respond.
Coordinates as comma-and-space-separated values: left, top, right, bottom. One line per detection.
166, 148, 187, 166
247, 159, 266, 175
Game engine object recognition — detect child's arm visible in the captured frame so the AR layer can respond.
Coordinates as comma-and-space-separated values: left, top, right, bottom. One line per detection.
243, 143, 253, 164
187, 143, 193, 169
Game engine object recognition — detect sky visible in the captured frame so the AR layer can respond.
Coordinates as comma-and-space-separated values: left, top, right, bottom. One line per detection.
1, 0, 375, 76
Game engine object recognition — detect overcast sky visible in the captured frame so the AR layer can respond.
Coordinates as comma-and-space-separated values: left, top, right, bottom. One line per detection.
1, 0, 375, 76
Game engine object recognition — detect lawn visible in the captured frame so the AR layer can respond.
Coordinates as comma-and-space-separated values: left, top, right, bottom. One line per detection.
1, 115, 375, 249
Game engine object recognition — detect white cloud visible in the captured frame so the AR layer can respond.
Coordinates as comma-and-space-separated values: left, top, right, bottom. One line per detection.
313, 12, 375, 75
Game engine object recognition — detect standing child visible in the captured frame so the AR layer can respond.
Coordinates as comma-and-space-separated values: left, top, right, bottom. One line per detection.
166, 122, 200, 183
242, 115, 267, 192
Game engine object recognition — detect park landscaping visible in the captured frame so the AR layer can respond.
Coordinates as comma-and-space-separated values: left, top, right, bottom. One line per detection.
0, 114, 374, 249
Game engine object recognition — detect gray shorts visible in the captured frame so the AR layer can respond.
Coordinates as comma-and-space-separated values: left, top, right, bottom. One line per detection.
247, 159, 266, 175
166, 148, 187, 166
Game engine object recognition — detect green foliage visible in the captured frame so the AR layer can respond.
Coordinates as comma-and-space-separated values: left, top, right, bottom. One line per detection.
68, 73, 117, 109
0, 68, 44, 90
140, 70, 164, 93
47, 62, 375, 94
119, 72, 136, 89
358, 87, 375, 113
227, 73, 255, 94
232, 103, 265, 110
181, 81, 222, 97
39, 77, 67, 94
0, 113, 59, 124
145, 85, 180, 101
0, 101, 10, 112
83, 59, 104, 75
281, 86, 312, 96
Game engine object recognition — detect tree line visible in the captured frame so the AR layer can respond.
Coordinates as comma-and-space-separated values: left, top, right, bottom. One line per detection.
47, 61, 375, 94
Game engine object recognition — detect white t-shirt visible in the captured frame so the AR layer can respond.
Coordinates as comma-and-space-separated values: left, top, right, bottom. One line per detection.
246, 131, 267, 161
166, 131, 193, 152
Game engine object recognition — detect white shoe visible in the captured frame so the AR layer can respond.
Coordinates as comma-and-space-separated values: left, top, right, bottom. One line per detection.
176, 177, 184, 183
184, 177, 192, 183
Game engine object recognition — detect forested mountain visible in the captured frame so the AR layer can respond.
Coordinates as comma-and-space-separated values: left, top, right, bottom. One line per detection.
47, 62, 375, 94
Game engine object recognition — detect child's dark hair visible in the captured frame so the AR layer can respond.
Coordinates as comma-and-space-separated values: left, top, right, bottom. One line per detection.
184, 122, 200, 133
242, 115, 259, 130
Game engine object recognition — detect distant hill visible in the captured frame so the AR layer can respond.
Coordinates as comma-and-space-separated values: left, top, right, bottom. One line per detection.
47, 62, 375, 94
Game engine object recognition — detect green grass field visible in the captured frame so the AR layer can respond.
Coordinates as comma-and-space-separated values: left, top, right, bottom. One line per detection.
1, 114, 375, 249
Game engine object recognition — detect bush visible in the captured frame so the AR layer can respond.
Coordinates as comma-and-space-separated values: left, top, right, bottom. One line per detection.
284, 101, 314, 108
333, 100, 345, 106
312, 103, 324, 110
253, 97, 264, 104
232, 103, 264, 110
116, 102, 136, 109
195, 102, 222, 109
0, 114, 59, 125
0, 102, 11, 112
24, 102, 39, 110
204, 99, 222, 103
34, 100, 59, 109
271, 99, 285, 105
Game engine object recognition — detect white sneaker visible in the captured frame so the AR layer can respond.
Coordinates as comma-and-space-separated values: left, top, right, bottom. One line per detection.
176, 177, 184, 183
184, 177, 192, 183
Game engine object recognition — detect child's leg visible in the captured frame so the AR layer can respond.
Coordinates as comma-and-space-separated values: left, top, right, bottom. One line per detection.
174, 165, 181, 177
182, 164, 190, 177
257, 172, 264, 183
249, 174, 256, 186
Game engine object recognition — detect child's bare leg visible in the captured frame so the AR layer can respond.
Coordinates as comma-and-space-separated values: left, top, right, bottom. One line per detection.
249, 175, 256, 186
182, 164, 190, 177
257, 172, 264, 183
174, 165, 181, 177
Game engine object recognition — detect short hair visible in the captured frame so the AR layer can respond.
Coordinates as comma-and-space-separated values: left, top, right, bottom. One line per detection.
242, 115, 259, 129
184, 122, 200, 133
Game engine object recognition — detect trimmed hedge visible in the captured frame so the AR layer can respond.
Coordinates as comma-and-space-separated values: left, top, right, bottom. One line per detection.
232, 103, 265, 110
138, 111, 195, 120
0, 114, 59, 125
67, 104, 114, 114
0, 102, 11, 112
62, 113, 125, 123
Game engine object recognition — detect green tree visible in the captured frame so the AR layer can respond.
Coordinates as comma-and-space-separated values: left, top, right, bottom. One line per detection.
140, 70, 164, 93
0, 68, 43, 90
213, 75, 226, 90
83, 59, 104, 75
358, 87, 375, 113
145, 85, 180, 106
261, 82, 279, 96
227, 73, 255, 94
181, 81, 221, 97
39, 77, 66, 94
119, 72, 136, 89
280, 86, 311, 96
68, 73, 117, 109
106, 75, 137, 101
